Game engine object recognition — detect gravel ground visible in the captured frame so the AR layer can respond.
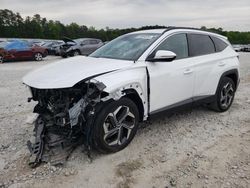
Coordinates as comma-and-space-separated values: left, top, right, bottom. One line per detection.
0, 54, 250, 188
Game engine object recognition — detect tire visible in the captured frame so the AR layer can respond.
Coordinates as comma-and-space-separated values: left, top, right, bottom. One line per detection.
72, 50, 80, 56
0, 55, 3, 64
34, 52, 43, 61
209, 77, 236, 112
92, 98, 139, 153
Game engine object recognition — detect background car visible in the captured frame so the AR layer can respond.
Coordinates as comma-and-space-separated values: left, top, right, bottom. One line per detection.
60, 37, 104, 58
241, 44, 250, 52
0, 40, 47, 63
232, 44, 244, 52
41, 41, 64, 55
51, 42, 64, 56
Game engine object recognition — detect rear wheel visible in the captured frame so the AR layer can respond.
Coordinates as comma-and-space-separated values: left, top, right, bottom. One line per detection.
34, 52, 43, 61
92, 98, 139, 153
209, 77, 236, 112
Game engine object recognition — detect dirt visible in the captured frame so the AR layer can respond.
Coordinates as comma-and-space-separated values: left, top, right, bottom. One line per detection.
0, 54, 250, 188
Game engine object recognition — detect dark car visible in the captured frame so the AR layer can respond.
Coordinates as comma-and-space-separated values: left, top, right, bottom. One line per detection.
41, 41, 64, 55
0, 40, 47, 63
242, 44, 250, 52
60, 37, 103, 58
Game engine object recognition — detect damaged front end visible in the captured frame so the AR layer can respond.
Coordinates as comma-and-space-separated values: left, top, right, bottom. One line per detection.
27, 80, 106, 167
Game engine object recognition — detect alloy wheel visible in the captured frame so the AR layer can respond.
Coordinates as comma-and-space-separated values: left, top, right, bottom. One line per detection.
103, 106, 135, 146
220, 82, 234, 108
73, 51, 80, 56
35, 53, 43, 61
0, 56, 3, 63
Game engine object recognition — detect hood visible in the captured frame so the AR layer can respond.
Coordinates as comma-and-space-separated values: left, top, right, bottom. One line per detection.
62, 37, 76, 44
22, 56, 134, 89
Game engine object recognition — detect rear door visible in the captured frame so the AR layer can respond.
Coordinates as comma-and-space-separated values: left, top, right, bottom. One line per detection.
14, 42, 32, 59
88, 40, 102, 54
187, 34, 224, 97
80, 40, 91, 55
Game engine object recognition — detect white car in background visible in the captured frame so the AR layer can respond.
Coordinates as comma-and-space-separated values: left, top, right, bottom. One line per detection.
232, 44, 243, 52
23, 27, 240, 166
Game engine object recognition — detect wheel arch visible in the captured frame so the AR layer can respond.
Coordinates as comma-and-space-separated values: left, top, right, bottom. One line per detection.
218, 69, 239, 91
75, 49, 81, 54
99, 82, 148, 121
122, 89, 145, 122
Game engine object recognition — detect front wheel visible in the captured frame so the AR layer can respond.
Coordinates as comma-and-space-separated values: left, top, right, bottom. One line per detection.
34, 52, 43, 61
92, 98, 139, 153
209, 77, 236, 112
72, 50, 80, 56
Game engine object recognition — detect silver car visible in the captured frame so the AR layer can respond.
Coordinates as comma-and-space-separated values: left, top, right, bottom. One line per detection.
60, 37, 103, 57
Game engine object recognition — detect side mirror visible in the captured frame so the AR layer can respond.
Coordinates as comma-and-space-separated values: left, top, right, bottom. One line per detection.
147, 50, 177, 62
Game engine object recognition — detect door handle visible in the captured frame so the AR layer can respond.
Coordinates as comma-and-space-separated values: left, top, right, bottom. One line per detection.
218, 62, 226, 67
183, 69, 193, 75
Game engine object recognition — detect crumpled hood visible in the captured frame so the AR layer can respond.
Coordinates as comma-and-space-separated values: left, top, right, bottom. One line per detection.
23, 56, 134, 89
62, 37, 76, 44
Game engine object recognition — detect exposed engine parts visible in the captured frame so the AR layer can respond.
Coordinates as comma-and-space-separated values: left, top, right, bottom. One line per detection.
26, 78, 147, 167
27, 80, 106, 167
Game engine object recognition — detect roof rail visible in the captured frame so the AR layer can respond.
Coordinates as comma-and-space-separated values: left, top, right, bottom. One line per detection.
163, 26, 204, 33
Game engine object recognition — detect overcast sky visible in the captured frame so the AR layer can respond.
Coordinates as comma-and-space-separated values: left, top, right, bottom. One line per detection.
1, 0, 250, 31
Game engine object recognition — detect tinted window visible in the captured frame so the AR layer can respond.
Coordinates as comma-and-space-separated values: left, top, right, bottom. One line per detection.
188, 34, 215, 56
90, 40, 98, 44
156, 33, 188, 59
211, 36, 228, 52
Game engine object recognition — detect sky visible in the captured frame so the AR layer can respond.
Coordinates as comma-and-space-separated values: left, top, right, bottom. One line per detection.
1, 0, 250, 31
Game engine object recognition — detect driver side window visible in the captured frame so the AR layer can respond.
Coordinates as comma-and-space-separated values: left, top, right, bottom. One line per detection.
156, 33, 188, 60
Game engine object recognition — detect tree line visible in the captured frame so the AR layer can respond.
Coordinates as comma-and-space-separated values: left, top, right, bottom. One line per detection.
0, 9, 250, 44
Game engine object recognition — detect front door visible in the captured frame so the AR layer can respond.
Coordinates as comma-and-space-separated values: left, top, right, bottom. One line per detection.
146, 33, 195, 113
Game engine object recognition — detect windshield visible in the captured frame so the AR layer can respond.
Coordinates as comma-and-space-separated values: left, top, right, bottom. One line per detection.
90, 33, 160, 61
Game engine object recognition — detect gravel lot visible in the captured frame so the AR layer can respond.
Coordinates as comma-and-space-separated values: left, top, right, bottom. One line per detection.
0, 54, 250, 188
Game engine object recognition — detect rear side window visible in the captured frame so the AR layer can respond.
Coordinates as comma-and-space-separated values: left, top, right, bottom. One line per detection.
90, 40, 98, 44
211, 36, 228, 52
188, 34, 215, 56
156, 33, 188, 60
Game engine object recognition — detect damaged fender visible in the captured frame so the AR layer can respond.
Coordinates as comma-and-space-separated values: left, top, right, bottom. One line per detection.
93, 67, 148, 120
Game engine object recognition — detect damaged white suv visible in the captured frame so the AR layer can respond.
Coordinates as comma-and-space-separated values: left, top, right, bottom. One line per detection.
23, 28, 240, 166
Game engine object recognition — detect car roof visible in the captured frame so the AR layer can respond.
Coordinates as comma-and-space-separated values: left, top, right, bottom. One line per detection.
132, 29, 167, 34
131, 27, 227, 40
77, 38, 100, 40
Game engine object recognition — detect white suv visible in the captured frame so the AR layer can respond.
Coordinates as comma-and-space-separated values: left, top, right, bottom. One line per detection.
23, 28, 240, 166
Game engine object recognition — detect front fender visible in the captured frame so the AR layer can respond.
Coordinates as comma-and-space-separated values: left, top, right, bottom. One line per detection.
93, 67, 148, 119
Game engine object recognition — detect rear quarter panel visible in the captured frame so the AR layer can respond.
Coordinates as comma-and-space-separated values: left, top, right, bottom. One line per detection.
193, 46, 239, 97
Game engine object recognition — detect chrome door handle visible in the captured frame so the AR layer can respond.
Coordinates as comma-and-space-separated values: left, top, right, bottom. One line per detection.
183, 69, 193, 75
